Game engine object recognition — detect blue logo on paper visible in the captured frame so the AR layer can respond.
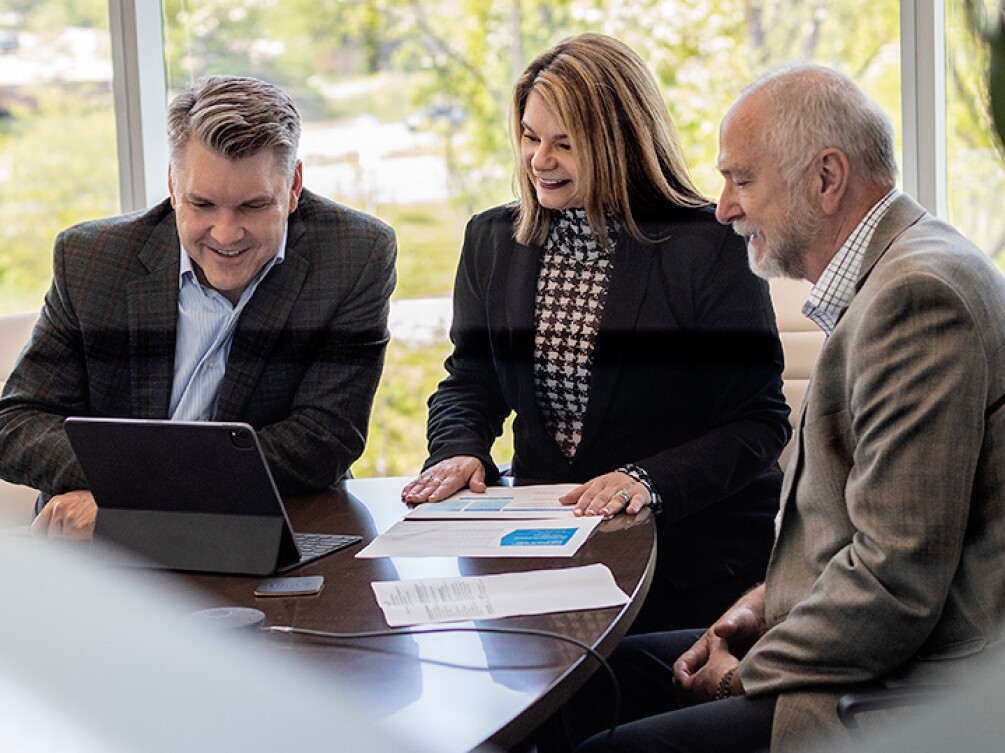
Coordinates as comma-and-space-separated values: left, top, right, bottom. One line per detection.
465, 499, 510, 511
501, 528, 576, 546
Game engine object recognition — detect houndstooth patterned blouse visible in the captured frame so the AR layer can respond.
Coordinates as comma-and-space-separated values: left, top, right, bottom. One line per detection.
533, 208, 616, 458
532, 208, 660, 509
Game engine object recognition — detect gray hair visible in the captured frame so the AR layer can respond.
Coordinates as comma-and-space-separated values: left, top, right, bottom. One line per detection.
742, 64, 898, 188
167, 75, 301, 180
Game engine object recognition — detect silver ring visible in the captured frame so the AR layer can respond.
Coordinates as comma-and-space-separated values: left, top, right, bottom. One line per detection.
617, 488, 631, 504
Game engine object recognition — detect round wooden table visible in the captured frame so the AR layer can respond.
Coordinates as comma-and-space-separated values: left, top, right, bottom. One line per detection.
184, 477, 656, 753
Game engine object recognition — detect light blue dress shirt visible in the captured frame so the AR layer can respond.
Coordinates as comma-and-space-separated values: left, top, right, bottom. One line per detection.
169, 227, 287, 421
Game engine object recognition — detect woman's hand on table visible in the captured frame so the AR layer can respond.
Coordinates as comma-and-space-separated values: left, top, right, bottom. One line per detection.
401, 456, 486, 503
559, 471, 651, 517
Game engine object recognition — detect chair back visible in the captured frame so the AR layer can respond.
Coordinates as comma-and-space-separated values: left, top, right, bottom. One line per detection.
769, 278, 825, 469
0, 312, 41, 526
0, 312, 37, 391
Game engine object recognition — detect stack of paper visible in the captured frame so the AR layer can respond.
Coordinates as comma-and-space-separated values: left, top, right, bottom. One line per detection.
359, 484, 622, 626
357, 484, 598, 559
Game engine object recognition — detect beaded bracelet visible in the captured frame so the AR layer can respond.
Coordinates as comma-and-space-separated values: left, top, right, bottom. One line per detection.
715, 667, 738, 701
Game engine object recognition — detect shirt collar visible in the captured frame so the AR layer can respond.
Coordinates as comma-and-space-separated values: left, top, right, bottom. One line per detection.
178, 222, 289, 290
802, 189, 899, 335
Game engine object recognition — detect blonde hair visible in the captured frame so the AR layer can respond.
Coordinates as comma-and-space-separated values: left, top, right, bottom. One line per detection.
511, 33, 708, 247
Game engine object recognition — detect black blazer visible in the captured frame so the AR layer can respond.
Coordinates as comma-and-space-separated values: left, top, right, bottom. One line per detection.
425, 204, 789, 590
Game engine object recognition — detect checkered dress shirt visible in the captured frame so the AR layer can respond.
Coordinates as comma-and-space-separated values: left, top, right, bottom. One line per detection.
802, 189, 899, 335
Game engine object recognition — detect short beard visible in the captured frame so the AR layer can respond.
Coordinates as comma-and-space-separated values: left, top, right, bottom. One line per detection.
736, 188, 819, 281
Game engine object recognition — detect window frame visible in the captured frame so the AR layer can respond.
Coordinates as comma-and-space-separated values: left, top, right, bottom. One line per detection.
901, 0, 948, 218
110, 0, 168, 212
110, 0, 948, 217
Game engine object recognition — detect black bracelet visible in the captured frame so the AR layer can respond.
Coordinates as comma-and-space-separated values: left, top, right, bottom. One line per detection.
715, 667, 737, 701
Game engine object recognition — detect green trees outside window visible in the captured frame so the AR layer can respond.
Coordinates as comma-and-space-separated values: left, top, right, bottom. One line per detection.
1, 0, 1002, 476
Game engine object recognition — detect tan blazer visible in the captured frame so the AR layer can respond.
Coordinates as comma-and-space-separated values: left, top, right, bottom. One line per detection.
739, 194, 1005, 751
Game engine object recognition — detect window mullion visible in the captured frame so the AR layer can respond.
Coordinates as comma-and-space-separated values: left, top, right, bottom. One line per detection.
900, 0, 948, 218
109, 0, 169, 213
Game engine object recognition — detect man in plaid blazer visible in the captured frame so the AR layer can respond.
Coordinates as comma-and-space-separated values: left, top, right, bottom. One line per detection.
0, 76, 396, 538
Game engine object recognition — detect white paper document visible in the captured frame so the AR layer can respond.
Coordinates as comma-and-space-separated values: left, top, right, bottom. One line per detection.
371, 563, 630, 626
404, 483, 579, 520
355, 516, 602, 558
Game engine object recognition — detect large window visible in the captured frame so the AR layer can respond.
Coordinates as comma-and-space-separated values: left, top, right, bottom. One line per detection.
0, 1, 119, 314
6, 0, 1000, 478
946, 0, 1005, 262
159, 0, 902, 476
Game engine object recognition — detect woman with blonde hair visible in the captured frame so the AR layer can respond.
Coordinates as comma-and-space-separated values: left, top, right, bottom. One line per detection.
403, 33, 789, 632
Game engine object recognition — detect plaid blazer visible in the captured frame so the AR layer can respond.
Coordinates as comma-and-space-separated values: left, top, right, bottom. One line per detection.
0, 189, 396, 497
739, 194, 1005, 751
